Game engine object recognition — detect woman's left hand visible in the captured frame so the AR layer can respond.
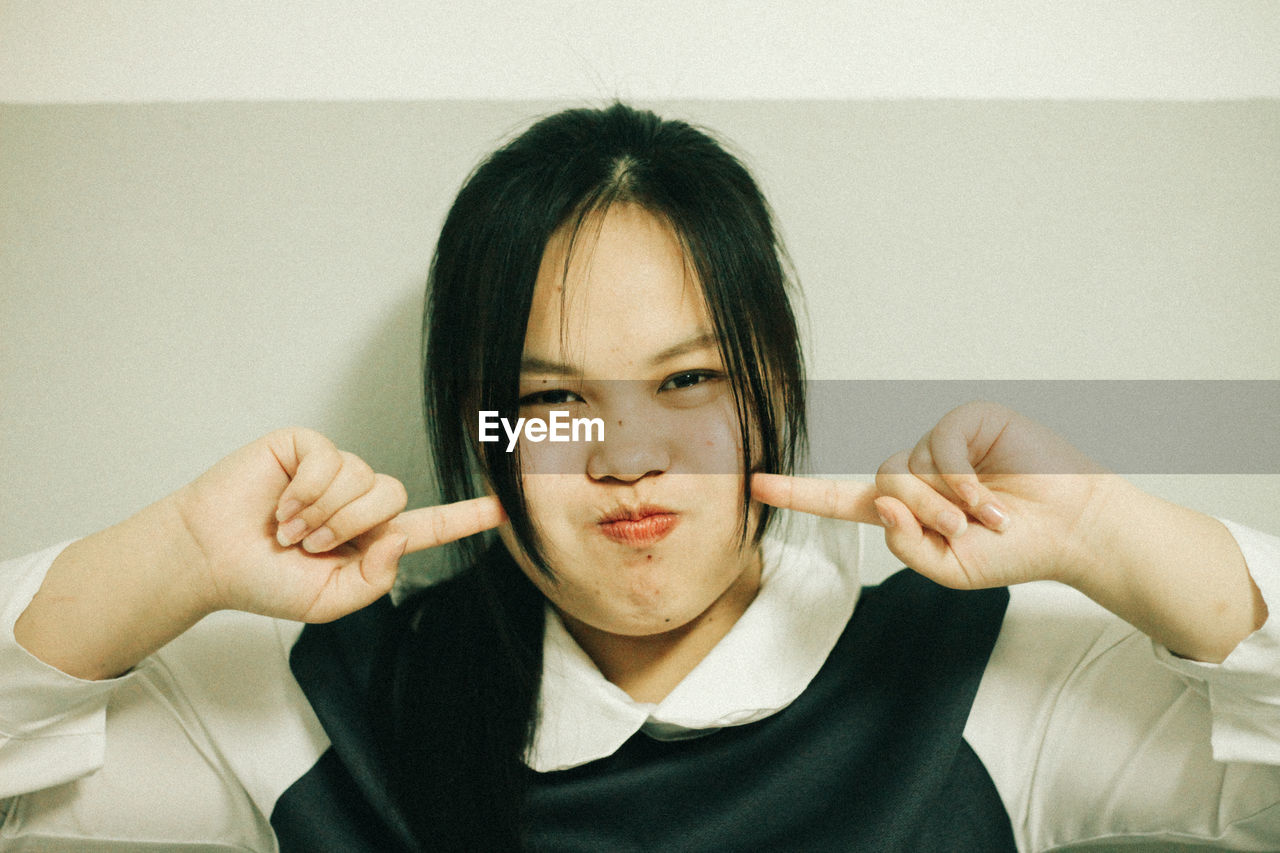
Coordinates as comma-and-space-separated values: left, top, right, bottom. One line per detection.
753, 401, 1114, 590
753, 400, 1266, 662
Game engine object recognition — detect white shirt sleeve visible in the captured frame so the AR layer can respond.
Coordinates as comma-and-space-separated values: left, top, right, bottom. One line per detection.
966, 520, 1280, 852
1152, 519, 1280, 767
0, 543, 329, 851
0, 542, 124, 797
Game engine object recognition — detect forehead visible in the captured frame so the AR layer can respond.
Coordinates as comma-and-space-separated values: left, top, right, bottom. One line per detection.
524, 204, 717, 374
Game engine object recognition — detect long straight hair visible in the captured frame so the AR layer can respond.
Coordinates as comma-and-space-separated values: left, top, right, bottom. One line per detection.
375, 103, 806, 850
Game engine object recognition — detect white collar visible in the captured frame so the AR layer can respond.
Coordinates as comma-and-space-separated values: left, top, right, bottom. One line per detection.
526, 513, 864, 772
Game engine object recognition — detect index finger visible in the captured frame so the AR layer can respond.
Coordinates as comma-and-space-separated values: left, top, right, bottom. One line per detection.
751, 473, 880, 526
393, 496, 507, 553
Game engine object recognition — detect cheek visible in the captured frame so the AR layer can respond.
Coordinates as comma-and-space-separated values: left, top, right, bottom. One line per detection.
515, 473, 579, 539
670, 399, 744, 474
518, 434, 594, 475
493, 474, 581, 585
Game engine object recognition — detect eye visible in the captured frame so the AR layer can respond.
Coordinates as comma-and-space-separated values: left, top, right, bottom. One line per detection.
659, 370, 724, 392
519, 388, 584, 406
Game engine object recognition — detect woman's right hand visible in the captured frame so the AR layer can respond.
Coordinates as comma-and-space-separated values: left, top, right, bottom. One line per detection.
173, 427, 505, 623
16, 428, 504, 679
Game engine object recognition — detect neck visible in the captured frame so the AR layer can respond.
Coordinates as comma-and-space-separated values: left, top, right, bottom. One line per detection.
560, 551, 763, 704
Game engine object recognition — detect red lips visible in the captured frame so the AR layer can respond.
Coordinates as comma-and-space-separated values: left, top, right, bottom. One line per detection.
597, 505, 679, 548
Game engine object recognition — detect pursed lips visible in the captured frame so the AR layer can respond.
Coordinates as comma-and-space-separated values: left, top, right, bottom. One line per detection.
596, 505, 680, 548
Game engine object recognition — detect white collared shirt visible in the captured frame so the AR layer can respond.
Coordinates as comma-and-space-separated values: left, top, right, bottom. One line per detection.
529, 513, 863, 771
3, 517, 1280, 851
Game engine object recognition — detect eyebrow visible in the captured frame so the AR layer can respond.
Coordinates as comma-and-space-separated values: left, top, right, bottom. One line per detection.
520, 331, 719, 375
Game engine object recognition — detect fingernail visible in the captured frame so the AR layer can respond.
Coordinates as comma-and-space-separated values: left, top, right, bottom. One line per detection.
277, 517, 308, 547
938, 508, 968, 538
976, 503, 1010, 531
302, 526, 336, 553
276, 499, 302, 523
874, 498, 894, 528
956, 482, 980, 508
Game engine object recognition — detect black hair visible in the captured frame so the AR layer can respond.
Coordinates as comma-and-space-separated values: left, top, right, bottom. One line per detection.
375, 102, 805, 850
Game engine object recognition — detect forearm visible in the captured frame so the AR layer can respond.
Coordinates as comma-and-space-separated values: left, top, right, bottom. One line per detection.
13, 494, 212, 680
1066, 477, 1268, 663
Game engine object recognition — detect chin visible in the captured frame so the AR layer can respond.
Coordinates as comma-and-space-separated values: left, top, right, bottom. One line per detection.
586, 609, 698, 639
605, 578, 732, 636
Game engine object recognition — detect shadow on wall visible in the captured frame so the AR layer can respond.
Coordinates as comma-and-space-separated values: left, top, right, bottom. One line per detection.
319, 286, 452, 592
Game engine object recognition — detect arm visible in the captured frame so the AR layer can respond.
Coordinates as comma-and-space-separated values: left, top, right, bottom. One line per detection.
1067, 477, 1265, 663
1, 548, 314, 846
969, 572, 1280, 851
13, 496, 216, 681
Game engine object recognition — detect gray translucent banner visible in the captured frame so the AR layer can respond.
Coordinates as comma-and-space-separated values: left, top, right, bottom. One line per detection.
486, 381, 1278, 475
806, 380, 1278, 475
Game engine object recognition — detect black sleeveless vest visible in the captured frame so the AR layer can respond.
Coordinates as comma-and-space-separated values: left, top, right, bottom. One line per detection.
272, 570, 1014, 852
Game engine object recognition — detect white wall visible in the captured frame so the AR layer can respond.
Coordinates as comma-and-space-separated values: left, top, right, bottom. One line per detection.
2, 1, 1279, 101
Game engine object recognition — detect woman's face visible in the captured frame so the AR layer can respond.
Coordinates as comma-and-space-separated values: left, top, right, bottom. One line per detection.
502, 203, 761, 644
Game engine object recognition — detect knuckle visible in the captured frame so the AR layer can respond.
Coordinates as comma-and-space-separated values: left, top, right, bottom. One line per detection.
289, 473, 325, 502
296, 505, 327, 529
294, 427, 335, 462
950, 399, 999, 425
265, 426, 295, 446
319, 519, 348, 543
299, 452, 342, 490
927, 422, 952, 452
432, 510, 450, 543
906, 445, 931, 475
309, 428, 336, 449
379, 474, 409, 511
876, 451, 908, 482
342, 450, 372, 473
343, 454, 376, 490
874, 467, 891, 490
314, 438, 342, 469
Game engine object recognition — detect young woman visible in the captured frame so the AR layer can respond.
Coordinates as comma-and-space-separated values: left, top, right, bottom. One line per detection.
2, 103, 1278, 851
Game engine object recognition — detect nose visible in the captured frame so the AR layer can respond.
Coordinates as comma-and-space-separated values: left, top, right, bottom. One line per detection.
586, 417, 671, 482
